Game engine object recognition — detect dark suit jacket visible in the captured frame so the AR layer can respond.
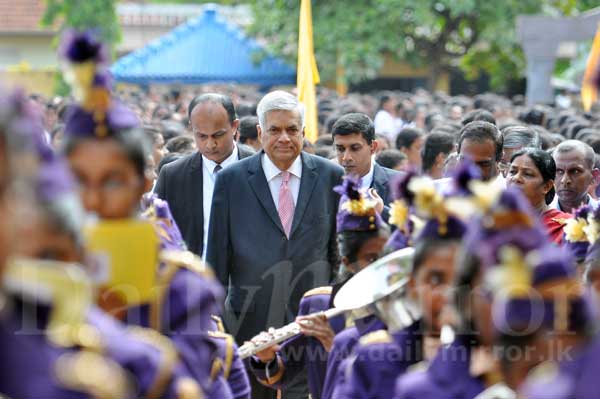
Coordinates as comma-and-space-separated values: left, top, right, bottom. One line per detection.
371, 162, 400, 222
206, 151, 344, 343
154, 145, 254, 257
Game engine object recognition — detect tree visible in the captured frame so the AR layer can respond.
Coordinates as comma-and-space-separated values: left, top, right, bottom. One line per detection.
246, 0, 597, 91
41, 0, 121, 51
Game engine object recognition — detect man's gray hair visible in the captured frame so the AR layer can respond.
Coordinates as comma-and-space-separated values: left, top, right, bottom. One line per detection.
553, 139, 596, 169
257, 90, 305, 130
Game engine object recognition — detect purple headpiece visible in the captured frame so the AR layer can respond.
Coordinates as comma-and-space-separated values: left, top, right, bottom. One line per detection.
386, 172, 418, 251
334, 174, 383, 234
58, 29, 107, 65
463, 188, 547, 269
449, 159, 482, 197
60, 30, 139, 139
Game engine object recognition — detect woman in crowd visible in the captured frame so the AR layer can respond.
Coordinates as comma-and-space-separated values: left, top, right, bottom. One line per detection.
506, 147, 570, 243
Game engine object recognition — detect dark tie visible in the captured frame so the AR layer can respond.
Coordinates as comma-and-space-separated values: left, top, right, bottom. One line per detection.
213, 164, 222, 174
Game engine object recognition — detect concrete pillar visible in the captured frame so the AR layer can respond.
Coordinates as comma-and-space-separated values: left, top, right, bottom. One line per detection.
525, 55, 557, 106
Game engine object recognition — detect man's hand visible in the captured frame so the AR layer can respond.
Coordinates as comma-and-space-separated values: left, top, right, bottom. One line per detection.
297, 313, 335, 352
254, 344, 280, 363
368, 188, 384, 214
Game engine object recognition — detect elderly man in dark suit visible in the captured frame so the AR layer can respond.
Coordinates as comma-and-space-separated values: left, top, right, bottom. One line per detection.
332, 112, 399, 221
206, 91, 344, 397
154, 93, 254, 257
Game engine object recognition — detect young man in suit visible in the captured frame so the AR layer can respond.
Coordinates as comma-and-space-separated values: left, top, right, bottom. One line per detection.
206, 91, 344, 399
332, 112, 400, 221
154, 93, 254, 257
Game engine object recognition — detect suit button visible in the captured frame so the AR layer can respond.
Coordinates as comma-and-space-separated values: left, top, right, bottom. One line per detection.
282, 236, 287, 242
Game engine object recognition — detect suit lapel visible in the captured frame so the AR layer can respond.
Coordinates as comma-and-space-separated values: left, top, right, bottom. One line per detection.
247, 152, 286, 235
290, 153, 318, 237
371, 163, 388, 201
188, 152, 204, 243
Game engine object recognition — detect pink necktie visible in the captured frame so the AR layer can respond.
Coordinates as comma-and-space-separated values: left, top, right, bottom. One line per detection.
278, 171, 295, 238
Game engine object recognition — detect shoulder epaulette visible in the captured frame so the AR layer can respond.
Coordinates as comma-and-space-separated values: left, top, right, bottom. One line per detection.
54, 350, 133, 398
208, 330, 228, 339
207, 331, 235, 379
359, 329, 392, 346
303, 286, 332, 298
159, 250, 215, 279
211, 315, 225, 333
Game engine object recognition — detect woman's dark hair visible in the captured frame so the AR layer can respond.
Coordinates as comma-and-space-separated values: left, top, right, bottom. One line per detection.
62, 127, 151, 178
510, 148, 556, 205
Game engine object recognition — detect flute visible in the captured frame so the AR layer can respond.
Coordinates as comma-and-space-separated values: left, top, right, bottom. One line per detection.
238, 307, 346, 359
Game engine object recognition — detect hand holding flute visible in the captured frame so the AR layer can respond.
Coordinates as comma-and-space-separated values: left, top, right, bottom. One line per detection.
253, 312, 336, 361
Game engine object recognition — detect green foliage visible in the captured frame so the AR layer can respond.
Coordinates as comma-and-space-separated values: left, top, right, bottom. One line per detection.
246, 0, 597, 91
41, 0, 121, 49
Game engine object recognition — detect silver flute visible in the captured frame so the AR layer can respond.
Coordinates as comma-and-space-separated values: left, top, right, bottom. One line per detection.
238, 307, 346, 359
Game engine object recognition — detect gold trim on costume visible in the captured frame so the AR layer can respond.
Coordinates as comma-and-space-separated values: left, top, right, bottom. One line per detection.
359, 329, 392, 345
54, 350, 133, 399
128, 327, 178, 399
302, 286, 333, 298
258, 356, 286, 386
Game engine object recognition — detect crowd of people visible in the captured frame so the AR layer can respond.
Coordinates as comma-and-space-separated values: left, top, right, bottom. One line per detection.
2, 29, 600, 399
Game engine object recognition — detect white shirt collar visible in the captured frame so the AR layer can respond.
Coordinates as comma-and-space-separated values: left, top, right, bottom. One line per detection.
263, 152, 302, 182
360, 160, 375, 191
202, 144, 238, 173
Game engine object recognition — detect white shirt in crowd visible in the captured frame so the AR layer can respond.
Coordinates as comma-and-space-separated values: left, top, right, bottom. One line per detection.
359, 160, 375, 192
262, 153, 302, 210
202, 144, 238, 256
374, 109, 399, 142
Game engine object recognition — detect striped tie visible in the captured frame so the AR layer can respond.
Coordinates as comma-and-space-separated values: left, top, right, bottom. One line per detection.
278, 171, 295, 238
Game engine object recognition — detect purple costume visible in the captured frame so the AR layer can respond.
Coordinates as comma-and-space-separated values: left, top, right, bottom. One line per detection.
395, 336, 484, 399
322, 315, 386, 399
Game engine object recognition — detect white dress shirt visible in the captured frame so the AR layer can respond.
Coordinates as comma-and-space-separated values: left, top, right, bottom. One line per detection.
359, 160, 375, 192
202, 145, 238, 256
550, 193, 599, 213
262, 153, 302, 210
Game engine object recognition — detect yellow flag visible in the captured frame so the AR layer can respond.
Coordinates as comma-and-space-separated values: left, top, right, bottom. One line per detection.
582, 25, 600, 112
297, 0, 320, 143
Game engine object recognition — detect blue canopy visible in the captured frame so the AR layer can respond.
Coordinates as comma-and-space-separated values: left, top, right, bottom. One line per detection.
111, 6, 296, 85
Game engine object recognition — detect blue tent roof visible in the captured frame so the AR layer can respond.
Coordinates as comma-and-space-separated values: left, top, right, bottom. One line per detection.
111, 6, 296, 85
